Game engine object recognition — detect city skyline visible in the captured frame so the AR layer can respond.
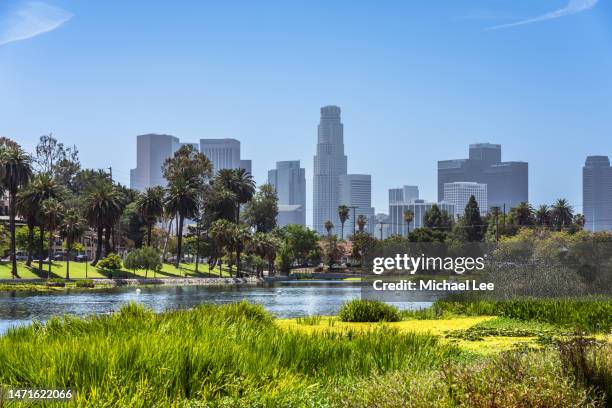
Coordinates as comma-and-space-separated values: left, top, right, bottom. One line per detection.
2, 1, 611, 227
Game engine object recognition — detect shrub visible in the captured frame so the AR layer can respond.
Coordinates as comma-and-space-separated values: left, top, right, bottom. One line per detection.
97, 253, 122, 270
123, 246, 162, 277
338, 299, 400, 322
76, 279, 94, 288
45, 278, 65, 287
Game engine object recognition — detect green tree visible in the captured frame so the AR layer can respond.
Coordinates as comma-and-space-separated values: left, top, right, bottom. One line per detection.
281, 224, 319, 265
0, 143, 33, 277
245, 184, 278, 232
323, 235, 343, 269
551, 199, 574, 230
324, 220, 334, 237
83, 180, 123, 266
135, 186, 165, 246
460, 195, 485, 242
59, 209, 86, 279
338, 205, 350, 240
210, 219, 234, 277
41, 198, 64, 279
535, 205, 551, 227
213, 168, 255, 223
403, 209, 414, 236
232, 224, 251, 278
124, 246, 162, 278
424, 204, 452, 231
510, 202, 535, 227
165, 176, 199, 268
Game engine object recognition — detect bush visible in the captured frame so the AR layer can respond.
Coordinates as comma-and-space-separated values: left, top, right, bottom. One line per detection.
97, 253, 122, 270
76, 279, 95, 288
339, 299, 401, 322
45, 278, 65, 287
123, 246, 162, 277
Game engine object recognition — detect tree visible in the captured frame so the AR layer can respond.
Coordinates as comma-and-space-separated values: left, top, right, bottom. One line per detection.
323, 235, 343, 268
213, 168, 255, 223
535, 205, 551, 227
281, 224, 319, 265
275, 241, 294, 276
245, 184, 278, 232
338, 205, 350, 240
0, 143, 33, 278
350, 231, 377, 266
83, 180, 123, 265
551, 199, 574, 230
119, 202, 146, 249
41, 198, 64, 279
124, 246, 162, 278
324, 220, 334, 237
424, 204, 452, 231
356, 214, 367, 233
249, 232, 278, 277
232, 224, 251, 278
403, 209, 414, 236
165, 176, 199, 268
59, 209, 86, 279
511, 202, 535, 227
135, 186, 165, 246
210, 219, 234, 277
461, 195, 485, 242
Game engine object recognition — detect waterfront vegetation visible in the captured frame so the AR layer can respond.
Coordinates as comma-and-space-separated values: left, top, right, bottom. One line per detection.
0, 299, 610, 407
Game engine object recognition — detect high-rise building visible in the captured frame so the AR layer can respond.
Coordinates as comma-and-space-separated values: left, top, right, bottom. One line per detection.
389, 186, 419, 204
130, 134, 185, 191
313, 105, 348, 235
443, 182, 488, 217
438, 143, 527, 210
338, 174, 375, 235
268, 160, 306, 226
389, 200, 455, 237
583, 156, 612, 232
199, 138, 251, 174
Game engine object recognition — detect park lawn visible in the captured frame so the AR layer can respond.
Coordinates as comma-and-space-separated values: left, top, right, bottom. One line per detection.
0, 261, 233, 280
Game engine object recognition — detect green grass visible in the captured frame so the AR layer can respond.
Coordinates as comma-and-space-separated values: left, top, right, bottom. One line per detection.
0, 261, 235, 280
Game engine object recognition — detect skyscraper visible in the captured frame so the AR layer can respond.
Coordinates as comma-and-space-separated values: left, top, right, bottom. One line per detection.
268, 160, 306, 226
438, 143, 527, 210
443, 182, 488, 217
389, 200, 455, 236
338, 174, 375, 235
130, 134, 184, 191
389, 186, 419, 204
313, 106, 347, 235
199, 138, 252, 174
583, 156, 612, 232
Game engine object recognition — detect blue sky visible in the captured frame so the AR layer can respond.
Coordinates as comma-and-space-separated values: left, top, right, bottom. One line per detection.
1, 0, 611, 227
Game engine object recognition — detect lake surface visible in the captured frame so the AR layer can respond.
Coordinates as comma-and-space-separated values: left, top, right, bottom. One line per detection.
0, 281, 438, 334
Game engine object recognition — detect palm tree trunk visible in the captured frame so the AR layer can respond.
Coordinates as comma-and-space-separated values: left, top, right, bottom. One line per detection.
26, 224, 34, 267
103, 227, 112, 256
66, 242, 71, 280
147, 223, 152, 247
9, 193, 19, 278
162, 215, 174, 262
47, 230, 54, 279
92, 225, 103, 266
194, 227, 200, 275
236, 250, 241, 278
341, 224, 344, 240
175, 214, 184, 268
39, 225, 45, 272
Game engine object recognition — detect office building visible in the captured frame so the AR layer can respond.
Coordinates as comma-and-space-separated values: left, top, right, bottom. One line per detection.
130, 134, 186, 191
443, 182, 488, 217
389, 200, 455, 237
268, 160, 306, 226
389, 185, 419, 204
199, 138, 251, 174
438, 143, 527, 210
277, 205, 305, 227
313, 105, 348, 235
583, 156, 612, 232
338, 174, 375, 235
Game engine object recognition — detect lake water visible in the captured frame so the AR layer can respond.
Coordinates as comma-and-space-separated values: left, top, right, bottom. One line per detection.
0, 281, 437, 334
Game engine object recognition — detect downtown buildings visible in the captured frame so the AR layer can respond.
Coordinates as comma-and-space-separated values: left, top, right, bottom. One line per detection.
438, 143, 528, 211
583, 155, 612, 232
338, 174, 375, 235
268, 160, 306, 227
443, 182, 488, 217
130, 134, 251, 191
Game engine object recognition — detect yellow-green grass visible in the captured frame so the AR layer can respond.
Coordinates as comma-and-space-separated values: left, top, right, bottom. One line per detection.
0, 261, 234, 280
277, 316, 612, 355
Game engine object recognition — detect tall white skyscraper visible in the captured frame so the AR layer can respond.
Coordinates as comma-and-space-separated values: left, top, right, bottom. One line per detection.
338, 174, 375, 235
199, 138, 251, 174
268, 160, 306, 226
313, 106, 347, 235
443, 182, 488, 217
130, 134, 184, 191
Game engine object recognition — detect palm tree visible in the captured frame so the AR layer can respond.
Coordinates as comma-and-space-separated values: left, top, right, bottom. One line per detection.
136, 186, 165, 246
41, 198, 64, 279
16, 174, 63, 268
324, 220, 334, 237
356, 214, 367, 232
214, 169, 255, 223
512, 202, 534, 226
551, 199, 573, 230
165, 176, 199, 268
232, 224, 251, 278
535, 205, 551, 227
0, 144, 33, 278
573, 213, 586, 228
210, 219, 233, 277
338, 205, 349, 240
60, 209, 86, 279
403, 209, 414, 236
83, 180, 123, 266
489, 206, 502, 240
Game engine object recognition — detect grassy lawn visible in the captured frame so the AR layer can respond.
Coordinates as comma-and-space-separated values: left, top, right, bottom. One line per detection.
0, 261, 234, 280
